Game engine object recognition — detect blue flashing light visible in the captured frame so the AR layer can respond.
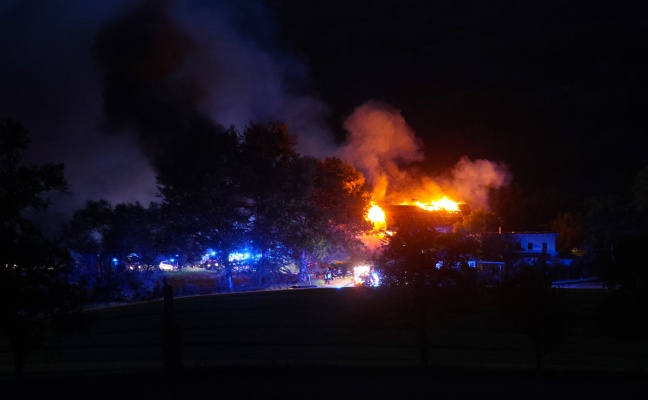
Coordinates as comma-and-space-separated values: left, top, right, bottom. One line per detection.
371, 272, 381, 286
170, 258, 175, 263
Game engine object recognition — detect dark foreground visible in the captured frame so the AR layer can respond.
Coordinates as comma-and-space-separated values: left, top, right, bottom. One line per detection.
3, 365, 648, 400
2, 287, 648, 398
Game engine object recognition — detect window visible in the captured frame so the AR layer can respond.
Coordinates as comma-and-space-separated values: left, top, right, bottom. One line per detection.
528, 242, 533, 250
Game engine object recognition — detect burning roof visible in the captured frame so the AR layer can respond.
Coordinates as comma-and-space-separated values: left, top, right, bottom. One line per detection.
380, 203, 470, 229
366, 199, 471, 234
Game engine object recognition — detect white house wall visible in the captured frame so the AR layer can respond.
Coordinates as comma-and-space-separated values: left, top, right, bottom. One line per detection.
506, 232, 559, 256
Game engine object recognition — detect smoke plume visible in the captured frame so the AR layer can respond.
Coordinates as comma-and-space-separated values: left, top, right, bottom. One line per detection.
445, 156, 511, 210
340, 100, 511, 210
0, 0, 335, 234
340, 100, 425, 201
92, 0, 335, 177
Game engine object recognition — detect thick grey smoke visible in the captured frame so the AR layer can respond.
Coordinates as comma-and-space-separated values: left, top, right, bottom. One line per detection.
92, 0, 218, 175
92, 0, 336, 176
0, 0, 335, 231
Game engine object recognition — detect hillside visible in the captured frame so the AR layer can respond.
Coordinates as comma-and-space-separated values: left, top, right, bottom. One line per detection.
1, 286, 647, 399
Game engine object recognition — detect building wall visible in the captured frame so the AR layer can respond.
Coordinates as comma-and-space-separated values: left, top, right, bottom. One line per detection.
503, 232, 559, 257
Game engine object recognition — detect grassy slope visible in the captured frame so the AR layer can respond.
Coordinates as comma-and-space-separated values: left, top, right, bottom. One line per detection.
1, 282, 648, 398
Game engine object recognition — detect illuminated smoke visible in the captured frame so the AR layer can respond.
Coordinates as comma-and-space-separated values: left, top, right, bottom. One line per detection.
92, 0, 335, 178
340, 100, 511, 210
444, 156, 511, 210
340, 100, 424, 202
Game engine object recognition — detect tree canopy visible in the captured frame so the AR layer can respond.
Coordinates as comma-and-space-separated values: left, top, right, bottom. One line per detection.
1, 119, 85, 382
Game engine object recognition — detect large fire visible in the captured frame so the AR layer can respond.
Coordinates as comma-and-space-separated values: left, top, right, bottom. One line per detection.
365, 196, 462, 231
367, 202, 386, 228
343, 100, 511, 251
413, 196, 459, 211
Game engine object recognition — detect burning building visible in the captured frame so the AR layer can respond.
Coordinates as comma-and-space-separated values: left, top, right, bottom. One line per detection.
379, 203, 470, 233
366, 198, 471, 234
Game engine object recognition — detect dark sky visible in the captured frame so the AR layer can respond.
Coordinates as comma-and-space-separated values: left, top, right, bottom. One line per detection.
1, 0, 336, 223
2, 0, 647, 229
278, 0, 648, 210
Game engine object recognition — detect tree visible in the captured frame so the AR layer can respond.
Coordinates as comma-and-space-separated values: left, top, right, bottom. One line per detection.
238, 121, 305, 285
154, 120, 373, 291
493, 266, 568, 370
373, 220, 479, 366
581, 194, 633, 287
0, 119, 85, 382
577, 166, 648, 290
579, 166, 648, 341
238, 122, 373, 285
61, 199, 114, 296
550, 210, 584, 256
295, 156, 373, 274
63, 200, 166, 302
277, 155, 374, 282
459, 208, 502, 233
490, 182, 541, 231
103, 201, 163, 271
156, 125, 247, 291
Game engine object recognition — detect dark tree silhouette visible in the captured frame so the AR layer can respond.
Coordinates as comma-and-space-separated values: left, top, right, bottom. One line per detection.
0, 119, 86, 382
62, 200, 165, 302
238, 122, 372, 286
459, 207, 503, 234
550, 210, 584, 257
156, 120, 373, 289
238, 121, 307, 285
279, 155, 372, 282
494, 266, 568, 370
373, 220, 479, 366
156, 126, 246, 291
61, 199, 113, 290
580, 166, 648, 290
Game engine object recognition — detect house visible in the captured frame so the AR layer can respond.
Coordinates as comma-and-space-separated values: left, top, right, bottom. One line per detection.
380, 204, 467, 233
499, 231, 559, 258
475, 231, 570, 281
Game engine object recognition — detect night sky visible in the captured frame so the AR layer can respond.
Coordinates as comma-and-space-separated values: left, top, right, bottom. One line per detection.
278, 0, 648, 214
2, 0, 647, 230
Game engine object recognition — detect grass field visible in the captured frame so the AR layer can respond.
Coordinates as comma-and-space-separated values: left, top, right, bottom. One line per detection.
1, 275, 648, 398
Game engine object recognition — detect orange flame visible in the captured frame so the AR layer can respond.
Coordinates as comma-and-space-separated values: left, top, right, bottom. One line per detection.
363, 196, 463, 251
365, 195, 461, 229
414, 196, 459, 211
367, 202, 386, 230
